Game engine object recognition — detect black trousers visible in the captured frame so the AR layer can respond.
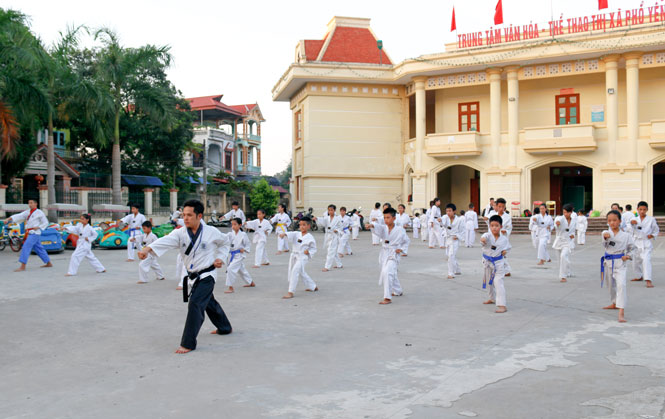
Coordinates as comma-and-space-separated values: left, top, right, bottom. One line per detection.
181, 275, 232, 350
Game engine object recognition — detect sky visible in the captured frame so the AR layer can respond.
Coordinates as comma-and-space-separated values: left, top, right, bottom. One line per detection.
1, 0, 649, 175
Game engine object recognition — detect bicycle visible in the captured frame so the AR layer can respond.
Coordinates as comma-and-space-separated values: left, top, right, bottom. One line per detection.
2, 225, 22, 252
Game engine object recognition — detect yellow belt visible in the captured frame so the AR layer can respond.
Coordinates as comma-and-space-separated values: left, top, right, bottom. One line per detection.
277, 223, 286, 232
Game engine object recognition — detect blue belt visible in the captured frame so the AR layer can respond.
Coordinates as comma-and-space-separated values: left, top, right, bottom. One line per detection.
600, 253, 624, 288
482, 254, 503, 289
343, 227, 349, 231
229, 249, 242, 263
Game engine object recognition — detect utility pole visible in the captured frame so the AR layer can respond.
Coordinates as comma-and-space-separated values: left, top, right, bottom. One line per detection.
201, 138, 207, 215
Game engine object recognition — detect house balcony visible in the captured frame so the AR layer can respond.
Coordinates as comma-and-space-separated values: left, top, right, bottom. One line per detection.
54, 148, 81, 160
193, 126, 235, 142
425, 132, 482, 157
522, 124, 598, 154
648, 120, 665, 149
236, 164, 261, 176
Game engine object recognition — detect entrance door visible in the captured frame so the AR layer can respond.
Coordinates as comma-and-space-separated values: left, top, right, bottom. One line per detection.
470, 178, 479, 212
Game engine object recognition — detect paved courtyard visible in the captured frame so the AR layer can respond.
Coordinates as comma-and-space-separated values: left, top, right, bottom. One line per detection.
1, 229, 664, 419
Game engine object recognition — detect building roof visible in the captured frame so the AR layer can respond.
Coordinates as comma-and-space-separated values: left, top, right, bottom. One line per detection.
187, 96, 264, 121
301, 16, 391, 65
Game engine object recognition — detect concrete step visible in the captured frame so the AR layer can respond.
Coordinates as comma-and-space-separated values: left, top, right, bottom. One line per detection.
484, 215, 665, 235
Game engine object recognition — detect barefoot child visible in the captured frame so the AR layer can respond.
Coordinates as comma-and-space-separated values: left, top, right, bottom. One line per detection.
121, 203, 146, 262
135, 221, 165, 284
420, 208, 429, 242
601, 210, 635, 322
629, 201, 659, 288
65, 213, 105, 276
316, 204, 343, 271
395, 204, 411, 256
244, 209, 272, 268
270, 203, 291, 254
529, 208, 539, 249
428, 198, 445, 249
337, 207, 353, 256
492, 198, 513, 276
553, 204, 575, 283
223, 201, 246, 223
5, 199, 53, 272
369, 202, 383, 245
281, 217, 317, 299
576, 209, 588, 245
535, 204, 553, 265
351, 209, 361, 240
367, 207, 409, 305
225, 218, 254, 293
139, 200, 232, 353
481, 215, 510, 313
442, 203, 465, 279
412, 212, 421, 239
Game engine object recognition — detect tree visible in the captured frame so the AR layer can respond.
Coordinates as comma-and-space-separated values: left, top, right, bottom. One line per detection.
92, 28, 173, 204
0, 8, 51, 184
273, 160, 291, 190
249, 178, 279, 216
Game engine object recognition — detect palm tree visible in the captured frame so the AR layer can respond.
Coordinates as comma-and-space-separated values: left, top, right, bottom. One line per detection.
92, 28, 173, 204
0, 9, 51, 184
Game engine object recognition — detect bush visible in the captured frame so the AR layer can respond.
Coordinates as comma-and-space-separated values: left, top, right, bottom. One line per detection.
249, 178, 279, 216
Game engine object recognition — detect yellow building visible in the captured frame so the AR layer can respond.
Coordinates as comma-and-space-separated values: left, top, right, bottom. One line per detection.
273, 15, 665, 215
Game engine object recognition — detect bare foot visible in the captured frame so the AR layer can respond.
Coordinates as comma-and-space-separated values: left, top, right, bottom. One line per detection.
646, 280, 654, 288
547, 259, 552, 262
14, 267, 25, 272
282, 292, 294, 299
495, 306, 507, 313
243, 282, 256, 288
41, 262, 53, 268
483, 300, 495, 305
603, 303, 617, 310
176, 286, 183, 290
429, 246, 434, 249
392, 292, 403, 297
402, 254, 408, 257
334, 266, 343, 269
305, 287, 318, 292
262, 263, 270, 266
618, 308, 626, 322
276, 251, 282, 255
126, 259, 134, 262
284, 250, 289, 253
175, 346, 192, 354
560, 278, 567, 283
136, 281, 147, 284
537, 261, 545, 266
322, 268, 329, 272
224, 287, 234, 294
447, 275, 454, 279
157, 277, 164, 280
379, 298, 392, 305
631, 277, 643, 282
338, 254, 344, 258
252, 265, 260, 269
505, 273, 511, 277
65, 273, 74, 277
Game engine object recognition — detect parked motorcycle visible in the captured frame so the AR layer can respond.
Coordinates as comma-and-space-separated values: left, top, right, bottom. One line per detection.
291, 207, 318, 231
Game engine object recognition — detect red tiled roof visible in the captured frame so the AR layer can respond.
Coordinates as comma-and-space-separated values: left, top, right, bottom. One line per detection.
320, 26, 391, 64
227, 104, 257, 114
187, 95, 243, 116
271, 185, 288, 194
304, 37, 326, 61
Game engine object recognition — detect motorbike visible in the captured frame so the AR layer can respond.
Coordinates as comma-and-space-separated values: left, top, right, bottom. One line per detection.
291, 207, 318, 231
208, 210, 230, 228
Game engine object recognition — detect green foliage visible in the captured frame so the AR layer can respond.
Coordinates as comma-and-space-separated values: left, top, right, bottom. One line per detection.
249, 178, 279, 216
273, 160, 291, 190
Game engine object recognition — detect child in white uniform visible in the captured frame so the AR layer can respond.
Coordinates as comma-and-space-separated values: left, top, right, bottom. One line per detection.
223, 201, 246, 223
351, 210, 361, 240
629, 201, 659, 288
369, 203, 383, 245
535, 204, 553, 265
224, 218, 254, 293
395, 204, 411, 255
576, 210, 588, 245
135, 221, 165, 284
337, 207, 353, 256
367, 208, 409, 305
121, 204, 146, 261
245, 210, 272, 267
553, 204, 575, 283
464, 203, 478, 247
529, 209, 538, 249
442, 203, 465, 279
65, 214, 105, 276
412, 212, 421, 239
601, 210, 635, 323
420, 209, 429, 242
481, 214, 511, 313
428, 198, 445, 249
317, 204, 343, 271
270, 203, 291, 254
281, 217, 317, 299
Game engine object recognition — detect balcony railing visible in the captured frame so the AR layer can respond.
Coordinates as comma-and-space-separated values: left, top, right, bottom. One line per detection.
193, 127, 234, 142
425, 132, 482, 157
54, 148, 81, 159
649, 119, 665, 149
522, 124, 597, 154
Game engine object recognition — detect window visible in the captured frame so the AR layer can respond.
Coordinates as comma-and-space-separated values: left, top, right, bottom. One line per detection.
294, 110, 302, 142
224, 151, 233, 170
192, 151, 203, 168
296, 176, 302, 202
458, 102, 479, 132
555, 94, 580, 125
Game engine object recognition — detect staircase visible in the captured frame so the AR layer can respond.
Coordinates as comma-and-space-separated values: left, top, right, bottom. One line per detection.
496, 216, 665, 235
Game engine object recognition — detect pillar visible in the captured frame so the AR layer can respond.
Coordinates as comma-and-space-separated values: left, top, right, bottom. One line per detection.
0, 184, 6, 218
604, 55, 620, 165
38, 185, 48, 211
257, 148, 261, 167
506, 66, 519, 168
241, 192, 246, 212
220, 191, 228, 214
169, 188, 178, 212
625, 52, 641, 165
487, 68, 503, 168
62, 176, 72, 192
413, 77, 427, 171
79, 189, 89, 213
144, 188, 153, 216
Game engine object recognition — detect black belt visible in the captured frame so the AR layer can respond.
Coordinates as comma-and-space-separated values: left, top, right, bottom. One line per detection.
182, 264, 216, 303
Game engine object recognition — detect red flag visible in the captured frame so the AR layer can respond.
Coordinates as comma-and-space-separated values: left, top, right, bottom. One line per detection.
451, 7, 457, 32
598, 0, 608, 9
494, 0, 504, 25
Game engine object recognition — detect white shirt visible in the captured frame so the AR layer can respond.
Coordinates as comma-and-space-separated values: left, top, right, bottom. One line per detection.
395, 213, 411, 229
65, 223, 98, 248
371, 222, 409, 266
227, 230, 251, 261
602, 229, 635, 262
318, 214, 343, 237
171, 210, 181, 222
629, 215, 659, 245
481, 232, 511, 272
464, 210, 479, 229
149, 223, 230, 282
121, 213, 146, 232
285, 231, 317, 260
270, 212, 291, 234
621, 211, 635, 231
412, 217, 421, 229
534, 213, 553, 239
339, 215, 352, 234
576, 215, 588, 232
351, 213, 361, 227
224, 208, 246, 223
553, 215, 574, 249
369, 209, 383, 225
442, 214, 465, 243
137, 231, 158, 249
428, 205, 442, 226
9, 208, 49, 235
245, 219, 272, 243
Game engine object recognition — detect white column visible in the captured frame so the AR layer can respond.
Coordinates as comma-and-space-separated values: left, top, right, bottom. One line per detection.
624, 52, 641, 165
604, 55, 619, 165
414, 77, 427, 171
488, 69, 502, 168
169, 188, 178, 213
38, 186, 48, 208
79, 189, 89, 213
144, 189, 153, 216
506, 66, 519, 168
0, 185, 6, 218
